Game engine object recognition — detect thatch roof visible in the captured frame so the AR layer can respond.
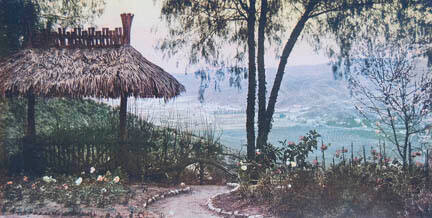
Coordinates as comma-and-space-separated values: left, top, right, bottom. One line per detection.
0, 45, 185, 99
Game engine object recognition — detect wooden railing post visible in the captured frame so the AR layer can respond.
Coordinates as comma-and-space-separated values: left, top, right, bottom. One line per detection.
30, 13, 134, 49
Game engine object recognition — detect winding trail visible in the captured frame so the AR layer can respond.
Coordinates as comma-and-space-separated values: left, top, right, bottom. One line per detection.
147, 185, 229, 218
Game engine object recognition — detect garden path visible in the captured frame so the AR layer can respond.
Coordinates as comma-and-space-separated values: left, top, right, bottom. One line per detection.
147, 185, 229, 218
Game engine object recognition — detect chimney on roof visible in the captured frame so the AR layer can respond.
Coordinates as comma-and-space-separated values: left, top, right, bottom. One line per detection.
120, 13, 134, 45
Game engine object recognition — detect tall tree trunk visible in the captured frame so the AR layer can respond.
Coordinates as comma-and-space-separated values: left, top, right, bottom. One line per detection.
402, 144, 407, 169
246, 0, 257, 160
256, 0, 268, 150
119, 95, 127, 142
27, 91, 36, 136
262, 4, 314, 142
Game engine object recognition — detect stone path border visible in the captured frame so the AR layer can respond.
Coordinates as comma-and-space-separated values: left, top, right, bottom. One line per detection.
0, 186, 192, 217
206, 183, 264, 218
142, 186, 192, 209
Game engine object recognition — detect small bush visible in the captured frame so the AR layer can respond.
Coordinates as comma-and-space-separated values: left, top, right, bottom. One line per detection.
244, 163, 429, 217
238, 133, 432, 218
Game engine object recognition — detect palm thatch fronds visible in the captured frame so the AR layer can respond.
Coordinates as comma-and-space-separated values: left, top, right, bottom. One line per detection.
0, 45, 185, 99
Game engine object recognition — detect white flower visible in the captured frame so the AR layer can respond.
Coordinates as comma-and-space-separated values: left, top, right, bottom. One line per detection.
290, 161, 297, 167
75, 177, 83, 186
241, 165, 247, 171
101, 188, 107, 193
42, 176, 50, 183
42, 176, 56, 183
113, 176, 120, 183
288, 184, 292, 188
255, 149, 261, 155
90, 167, 95, 174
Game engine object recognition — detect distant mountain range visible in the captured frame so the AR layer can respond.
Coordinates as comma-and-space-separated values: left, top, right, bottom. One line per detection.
172, 63, 358, 123
128, 63, 377, 149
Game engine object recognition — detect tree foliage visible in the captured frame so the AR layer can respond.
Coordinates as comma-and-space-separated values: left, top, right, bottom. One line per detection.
0, 0, 39, 56
312, 1, 432, 78
159, 0, 294, 66
349, 39, 432, 167
159, 0, 432, 161
36, 0, 105, 27
0, 0, 105, 57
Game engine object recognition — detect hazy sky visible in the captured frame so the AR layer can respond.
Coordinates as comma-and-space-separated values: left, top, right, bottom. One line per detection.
94, 0, 329, 74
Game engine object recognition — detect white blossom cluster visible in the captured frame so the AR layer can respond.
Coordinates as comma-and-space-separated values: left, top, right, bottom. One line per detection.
349, 40, 432, 160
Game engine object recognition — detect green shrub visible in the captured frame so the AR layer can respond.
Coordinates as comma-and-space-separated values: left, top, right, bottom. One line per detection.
278, 130, 320, 168
2, 97, 228, 184
241, 151, 432, 217
237, 130, 320, 185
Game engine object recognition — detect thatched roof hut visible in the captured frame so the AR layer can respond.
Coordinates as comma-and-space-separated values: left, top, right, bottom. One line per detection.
0, 45, 184, 99
0, 13, 185, 139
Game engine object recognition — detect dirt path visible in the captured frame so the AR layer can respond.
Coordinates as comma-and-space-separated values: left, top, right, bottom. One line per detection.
147, 185, 229, 218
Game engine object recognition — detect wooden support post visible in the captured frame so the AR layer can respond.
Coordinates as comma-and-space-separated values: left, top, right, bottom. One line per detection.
82, 31, 88, 47
96, 31, 101, 47
117, 13, 134, 169
0, 99, 7, 169
118, 95, 128, 169
26, 91, 36, 137
78, 28, 82, 45
66, 31, 71, 47
119, 95, 127, 142
89, 28, 94, 47
118, 13, 134, 141
102, 28, 108, 46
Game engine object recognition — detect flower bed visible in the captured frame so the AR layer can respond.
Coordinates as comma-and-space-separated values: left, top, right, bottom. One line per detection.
0, 167, 191, 217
